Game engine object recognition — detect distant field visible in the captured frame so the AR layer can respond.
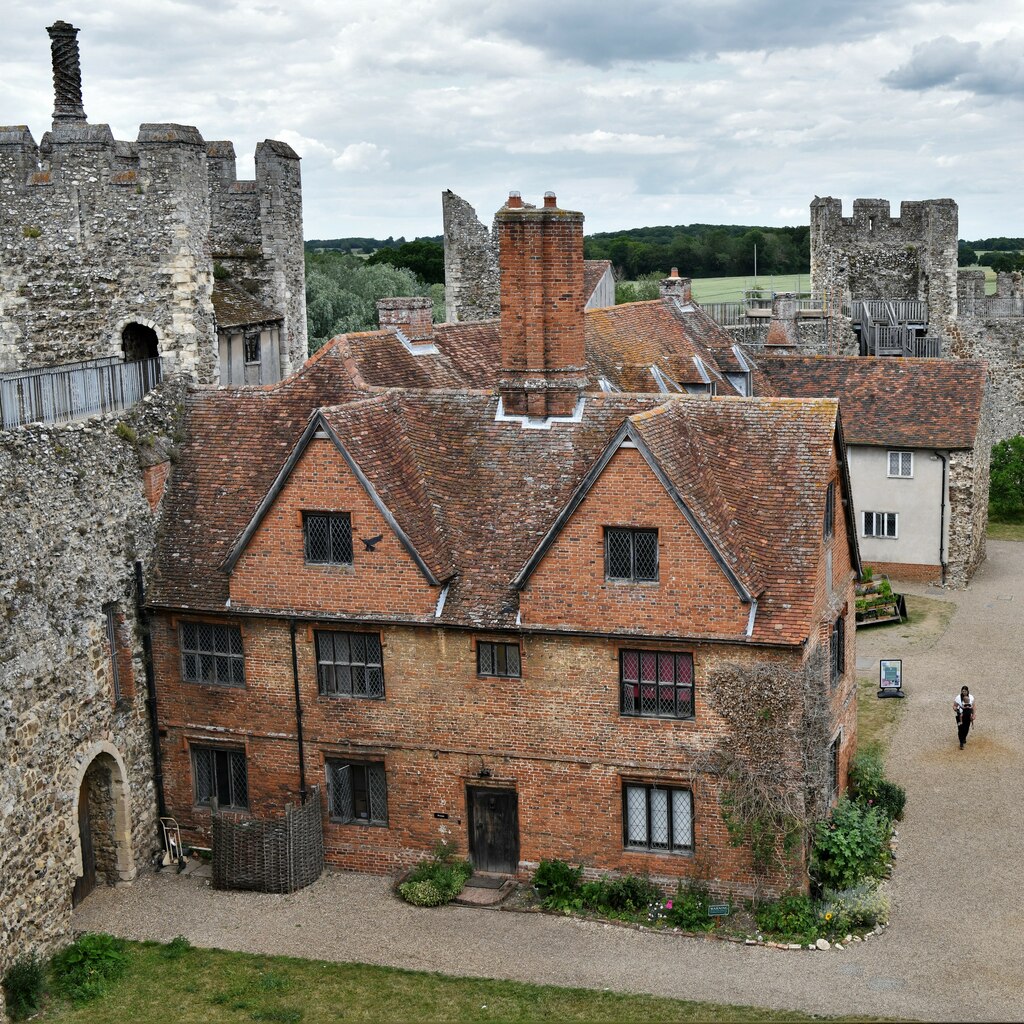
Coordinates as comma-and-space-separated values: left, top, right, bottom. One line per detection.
689, 274, 812, 304
689, 266, 999, 304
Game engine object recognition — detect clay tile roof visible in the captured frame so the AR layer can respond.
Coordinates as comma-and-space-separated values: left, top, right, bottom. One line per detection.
585, 299, 735, 390
212, 280, 283, 329
148, 342, 368, 610
756, 356, 988, 448
154, 383, 843, 646
583, 259, 613, 303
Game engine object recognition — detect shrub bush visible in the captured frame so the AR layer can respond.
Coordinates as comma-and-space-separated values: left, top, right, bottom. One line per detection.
822, 882, 890, 930
2, 952, 45, 1021
398, 849, 472, 907
755, 893, 818, 944
812, 797, 892, 891
848, 750, 906, 821
161, 936, 192, 960
51, 933, 129, 1005
532, 859, 583, 911
664, 883, 715, 931
601, 874, 663, 913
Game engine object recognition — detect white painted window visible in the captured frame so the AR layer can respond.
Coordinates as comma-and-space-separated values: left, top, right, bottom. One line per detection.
887, 451, 913, 478
863, 511, 898, 539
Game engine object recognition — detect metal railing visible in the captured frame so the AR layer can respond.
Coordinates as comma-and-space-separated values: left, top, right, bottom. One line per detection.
0, 355, 162, 429
958, 295, 1024, 318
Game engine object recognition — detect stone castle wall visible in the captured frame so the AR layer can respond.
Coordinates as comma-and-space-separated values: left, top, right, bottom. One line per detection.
0, 123, 307, 383
810, 197, 959, 353
442, 190, 500, 323
0, 381, 185, 1000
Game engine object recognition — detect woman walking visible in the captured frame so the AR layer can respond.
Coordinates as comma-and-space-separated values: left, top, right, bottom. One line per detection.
955, 685, 976, 749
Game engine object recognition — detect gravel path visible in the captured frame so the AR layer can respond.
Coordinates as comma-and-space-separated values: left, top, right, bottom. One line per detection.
76, 541, 1024, 1021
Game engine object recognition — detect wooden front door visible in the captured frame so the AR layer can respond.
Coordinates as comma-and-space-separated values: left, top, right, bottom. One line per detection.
467, 787, 519, 874
72, 780, 96, 908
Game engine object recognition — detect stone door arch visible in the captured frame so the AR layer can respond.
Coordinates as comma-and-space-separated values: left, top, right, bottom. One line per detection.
121, 322, 159, 362
71, 742, 136, 905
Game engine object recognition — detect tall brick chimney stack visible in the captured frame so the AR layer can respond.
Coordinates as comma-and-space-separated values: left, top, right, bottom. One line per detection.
47, 21, 87, 126
660, 267, 692, 303
495, 191, 587, 418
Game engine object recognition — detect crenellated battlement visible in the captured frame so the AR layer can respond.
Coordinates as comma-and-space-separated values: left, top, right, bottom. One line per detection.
0, 22, 306, 384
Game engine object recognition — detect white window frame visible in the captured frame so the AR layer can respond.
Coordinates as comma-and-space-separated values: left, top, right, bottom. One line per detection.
887, 451, 914, 478
863, 511, 898, 539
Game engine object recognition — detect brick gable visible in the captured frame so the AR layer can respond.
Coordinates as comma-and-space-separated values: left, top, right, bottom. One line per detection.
229, 437, 437, 619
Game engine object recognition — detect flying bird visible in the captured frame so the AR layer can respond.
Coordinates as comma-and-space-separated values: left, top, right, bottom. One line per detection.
362, 534, 383, 551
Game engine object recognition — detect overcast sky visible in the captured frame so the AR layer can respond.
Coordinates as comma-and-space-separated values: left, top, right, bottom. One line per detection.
3, 0, 1021, 241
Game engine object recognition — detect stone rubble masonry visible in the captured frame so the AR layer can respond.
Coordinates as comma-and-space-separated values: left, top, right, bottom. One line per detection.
810, 197, 959, 353
0, 380, 186, 996
0, 23, 306, 382
442, 190, 501, 324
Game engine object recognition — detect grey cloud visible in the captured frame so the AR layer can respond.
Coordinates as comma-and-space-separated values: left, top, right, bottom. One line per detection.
884, 35, 1024, 98
482, 0, 906, 66
883, 35, 980, 89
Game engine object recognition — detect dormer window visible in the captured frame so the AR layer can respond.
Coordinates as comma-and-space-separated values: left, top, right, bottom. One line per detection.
304, 512, 353, 565
606, 527, 659, 582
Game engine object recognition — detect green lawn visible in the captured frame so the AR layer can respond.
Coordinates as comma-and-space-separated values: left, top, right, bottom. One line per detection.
988, 518, 1024, 541
690, 274, 812, 304
33, 939, 882, 1023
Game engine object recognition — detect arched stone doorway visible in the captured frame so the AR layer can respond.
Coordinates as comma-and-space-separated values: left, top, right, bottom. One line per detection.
71, 743, 136, 907
121, 322, 159, 362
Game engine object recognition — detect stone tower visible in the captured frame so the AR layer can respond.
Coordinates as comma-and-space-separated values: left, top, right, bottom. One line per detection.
810, 197, 958, 352
0, 22, 307, 384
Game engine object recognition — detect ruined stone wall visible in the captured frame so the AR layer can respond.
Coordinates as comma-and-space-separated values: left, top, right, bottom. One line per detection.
951, 316, 1024, 442
442, 190, 500, 322
724, 317, 857, 358
0, 123, 216, 380
947, 441, 990, 588
208, 140, 307, 374
810, 197, 958, 352
0, 381, 185, 990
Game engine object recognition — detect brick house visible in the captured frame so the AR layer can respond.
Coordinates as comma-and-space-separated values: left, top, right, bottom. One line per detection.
147, 193, 861, 898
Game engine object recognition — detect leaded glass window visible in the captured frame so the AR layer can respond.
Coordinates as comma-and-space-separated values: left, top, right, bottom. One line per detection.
192, 746, 248, 809
620, 649, 694, 719
623, 783, 693, 853
180, 621, 245, 686
477, 641, 521, 678
605, 528, 658, 582
303, 512, 353, 565
326, 760, 387, 825
315, 631, 384, 698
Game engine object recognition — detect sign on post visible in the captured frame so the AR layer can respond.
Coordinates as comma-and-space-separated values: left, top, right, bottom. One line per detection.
878, 658, 905, 698
708, 903, 730, 917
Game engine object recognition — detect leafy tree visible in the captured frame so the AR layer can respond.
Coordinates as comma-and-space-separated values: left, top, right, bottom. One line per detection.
957, 242, 978, 267
366, 239, 445, 284
979, 251, 1024, 274
990, 436, 1024, 521
304, 252, 443, 352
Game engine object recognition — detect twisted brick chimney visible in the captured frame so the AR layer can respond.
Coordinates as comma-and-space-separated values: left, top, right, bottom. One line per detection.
496, 191, 587, 417
47, 21, 87, 126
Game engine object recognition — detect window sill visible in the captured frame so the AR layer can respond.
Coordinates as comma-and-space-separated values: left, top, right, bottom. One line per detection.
620, 712, 695, 722
328, 818, 388, 828
623, 846, 694, 858
318, 692, 385, 701
183, 679, 246, 690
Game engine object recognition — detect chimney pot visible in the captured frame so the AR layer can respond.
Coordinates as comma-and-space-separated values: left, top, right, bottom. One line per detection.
507, 191, 523, 208
670, 267, 679, 278
543, 191, 557, 208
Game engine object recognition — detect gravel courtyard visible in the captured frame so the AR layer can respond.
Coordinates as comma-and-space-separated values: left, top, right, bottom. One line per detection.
76, 540, 1024, 1021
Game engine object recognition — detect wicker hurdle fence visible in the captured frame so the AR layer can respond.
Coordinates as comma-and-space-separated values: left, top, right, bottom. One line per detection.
212, 787, 324, 894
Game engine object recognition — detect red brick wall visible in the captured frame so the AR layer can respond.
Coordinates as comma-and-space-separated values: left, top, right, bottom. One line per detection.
521, 446, 750, 636
862, 560, 941, 584
154, 613, 811, 897
142, 461, 170, 511
496, 198, 586, 416
229, 438, 436, 617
